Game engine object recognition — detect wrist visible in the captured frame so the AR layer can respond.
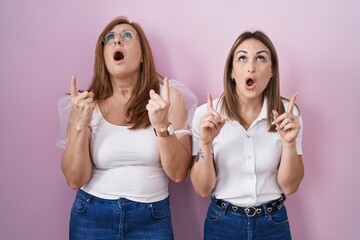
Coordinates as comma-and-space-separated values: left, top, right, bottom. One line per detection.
282, 141, 296, 149
199, 141, 213, 150
154, 122, 174, 137
153, 120, 170, 132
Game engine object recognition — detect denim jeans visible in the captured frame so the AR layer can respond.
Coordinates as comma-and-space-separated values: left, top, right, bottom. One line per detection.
69, 189, 174, 240
204, 198, 291, 240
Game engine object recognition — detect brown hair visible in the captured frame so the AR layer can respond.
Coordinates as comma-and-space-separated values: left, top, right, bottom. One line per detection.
87, 16, 160, 129
220, 30, 285, 131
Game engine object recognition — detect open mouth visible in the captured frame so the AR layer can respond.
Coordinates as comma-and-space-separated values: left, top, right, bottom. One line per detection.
113, 51, 124, 61
246, 78, 255, 87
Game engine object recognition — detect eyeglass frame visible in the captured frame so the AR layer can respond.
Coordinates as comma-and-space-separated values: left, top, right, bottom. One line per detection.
102, 29, 137, 44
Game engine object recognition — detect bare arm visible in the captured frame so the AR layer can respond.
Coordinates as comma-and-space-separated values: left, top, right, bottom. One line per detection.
146, 78, 192, 182
277, 145, 304, 195
156, 87, 192, 182
61, 76, 95, 189
189, 93, 224, 197
273, 93, 304, 195
189, 142, 217, 197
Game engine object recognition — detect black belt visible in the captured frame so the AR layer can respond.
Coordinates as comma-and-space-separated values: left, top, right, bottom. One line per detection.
212, 194, 286, 217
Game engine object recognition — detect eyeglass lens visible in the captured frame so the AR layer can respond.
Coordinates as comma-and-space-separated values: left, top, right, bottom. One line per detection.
103, 30, 136, 44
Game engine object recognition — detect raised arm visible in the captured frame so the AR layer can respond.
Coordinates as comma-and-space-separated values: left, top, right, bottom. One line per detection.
190, 93, 225, 197
61, 76, 96, 189
272, 93, 304, 195
147, 78, 192, 182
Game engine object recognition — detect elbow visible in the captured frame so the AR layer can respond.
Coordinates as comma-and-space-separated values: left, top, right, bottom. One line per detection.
282, 185, 300, 196
192, 183, 213, 197
196, 189, 211, 198
67, 182, 80, 190
279, 173, 304, 196
66, 178, 84, 190
280, 180, 302, 195
63, 171, 89, 190
168, 163, 191, 183
171, 176, 184, 183
169, 171, 187, 183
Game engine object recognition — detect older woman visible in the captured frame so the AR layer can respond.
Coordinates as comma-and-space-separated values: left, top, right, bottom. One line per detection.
58, 16, 197, 240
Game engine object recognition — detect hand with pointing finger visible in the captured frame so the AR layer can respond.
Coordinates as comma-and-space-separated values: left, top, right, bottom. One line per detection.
146, 77, 171, 132
199, 93, 225, 145
69, 75, 96, 130
272, 93, 301, 144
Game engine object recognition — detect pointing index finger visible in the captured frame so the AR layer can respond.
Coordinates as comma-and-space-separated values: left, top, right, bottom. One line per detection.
287, 93, 298, 113
162, 77, 170, 102
70, 75, 78, 98
207, 92, 213, 110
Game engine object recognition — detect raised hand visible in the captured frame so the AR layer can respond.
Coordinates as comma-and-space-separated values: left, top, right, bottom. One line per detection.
69, 75, 96, 130
146, 77, 171, 131
199, 93, 225, 145
272, 93, 300, 145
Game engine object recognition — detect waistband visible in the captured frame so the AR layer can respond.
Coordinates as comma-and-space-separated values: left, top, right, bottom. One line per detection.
212, 194, 286, 217
76, 189, 169, 206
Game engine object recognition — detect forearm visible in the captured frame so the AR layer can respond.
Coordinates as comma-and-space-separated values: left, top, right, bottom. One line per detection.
61, 127, 93, 189
157, 134, 192, 182
277, 143, 304, 195
189, 142, 216, 197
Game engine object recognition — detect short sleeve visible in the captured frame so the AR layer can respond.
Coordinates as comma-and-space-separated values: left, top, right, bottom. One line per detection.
168, 79, 198, 134
191, 103, 207, 156
283, 101, 303, 155
56, 95, 71, 149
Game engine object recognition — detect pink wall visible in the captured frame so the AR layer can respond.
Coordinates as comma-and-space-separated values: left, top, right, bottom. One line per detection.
1, 0, 359, 239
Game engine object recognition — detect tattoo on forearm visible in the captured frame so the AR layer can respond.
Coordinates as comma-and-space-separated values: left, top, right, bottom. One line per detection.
195, 148, 205, 163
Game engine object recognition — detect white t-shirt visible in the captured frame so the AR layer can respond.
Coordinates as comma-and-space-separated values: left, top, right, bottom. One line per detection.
81, 105, 169, 202
191, 97, 303, 206
57, 79, 198, 203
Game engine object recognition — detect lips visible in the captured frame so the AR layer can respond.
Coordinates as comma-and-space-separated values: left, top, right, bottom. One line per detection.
245, 77, 256, 89
113, 51, 124, 61
246, 79, 255, 86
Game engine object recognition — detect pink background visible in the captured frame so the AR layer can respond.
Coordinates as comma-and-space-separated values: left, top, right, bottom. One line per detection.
1, 0, 359, 239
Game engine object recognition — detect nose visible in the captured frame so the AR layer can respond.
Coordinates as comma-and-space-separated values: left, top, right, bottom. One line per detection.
247, 61, 255, 73
114, 34, 123, 45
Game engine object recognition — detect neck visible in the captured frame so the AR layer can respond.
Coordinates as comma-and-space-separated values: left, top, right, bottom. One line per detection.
110, 74, 138, 98
237, 95, 263, 113
236, 95, 263, 129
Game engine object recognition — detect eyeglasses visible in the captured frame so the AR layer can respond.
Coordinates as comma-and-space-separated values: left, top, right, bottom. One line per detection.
102, 29, 137, 44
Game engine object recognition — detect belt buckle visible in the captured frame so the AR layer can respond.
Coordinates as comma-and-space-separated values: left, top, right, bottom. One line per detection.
244, 207, 261, 217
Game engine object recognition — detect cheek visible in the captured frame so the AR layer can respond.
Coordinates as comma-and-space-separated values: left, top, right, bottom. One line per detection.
103, 49, 112, 62
232, 66, 246, 78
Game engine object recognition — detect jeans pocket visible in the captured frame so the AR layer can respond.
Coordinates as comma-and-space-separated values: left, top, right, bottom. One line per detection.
267, 207, 289, 226
72, 198, 88, 214
150, 201, 171, 219
206, 204, 221, 223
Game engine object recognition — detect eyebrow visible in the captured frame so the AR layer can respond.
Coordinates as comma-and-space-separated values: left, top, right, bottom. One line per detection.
236, 50, 270, 55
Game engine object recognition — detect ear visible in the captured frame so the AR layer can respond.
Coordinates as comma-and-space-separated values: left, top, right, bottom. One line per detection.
269, 71, 273, 80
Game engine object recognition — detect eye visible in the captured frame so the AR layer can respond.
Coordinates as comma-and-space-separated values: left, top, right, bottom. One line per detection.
238, 56, 246, 62
257, 56, 265, 62
103, 32, 115, 43
121, 30, 135, 41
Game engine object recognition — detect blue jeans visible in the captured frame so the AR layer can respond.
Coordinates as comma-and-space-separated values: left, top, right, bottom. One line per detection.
69, 189, 174, 240
204, 198, 291, 240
